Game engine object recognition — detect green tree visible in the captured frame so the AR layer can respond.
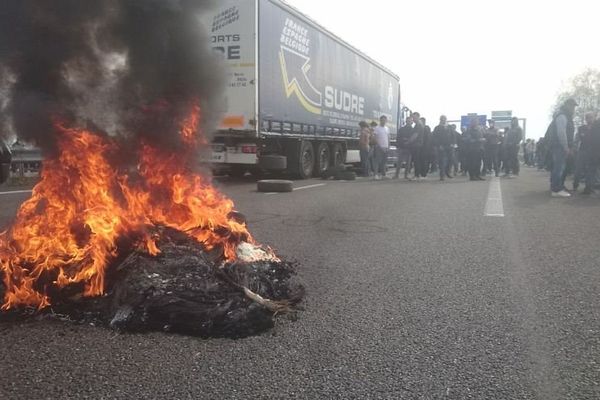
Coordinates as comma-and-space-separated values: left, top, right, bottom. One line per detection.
553, 68, 600, 125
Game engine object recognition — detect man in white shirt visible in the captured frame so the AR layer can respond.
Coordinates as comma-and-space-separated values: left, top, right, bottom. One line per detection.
373, 115, 390, 180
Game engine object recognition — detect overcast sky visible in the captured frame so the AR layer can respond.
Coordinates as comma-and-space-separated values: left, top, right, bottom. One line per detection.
285, 0, 600, 138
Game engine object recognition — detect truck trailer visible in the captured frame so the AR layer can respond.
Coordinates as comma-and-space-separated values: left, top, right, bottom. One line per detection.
203, 0, 401, 178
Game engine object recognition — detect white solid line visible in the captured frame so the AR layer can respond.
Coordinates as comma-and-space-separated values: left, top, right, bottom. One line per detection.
484, 177, 505, 217
263, 183, 326, 195
293, 183, 326, 191
0, 189, 33, 195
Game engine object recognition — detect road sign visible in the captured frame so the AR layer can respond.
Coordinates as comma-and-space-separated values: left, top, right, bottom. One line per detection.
492, 110, 512, 121
461, 114, 487, 129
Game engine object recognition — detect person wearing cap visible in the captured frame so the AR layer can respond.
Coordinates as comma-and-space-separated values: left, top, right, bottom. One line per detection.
548, 98, 578, 197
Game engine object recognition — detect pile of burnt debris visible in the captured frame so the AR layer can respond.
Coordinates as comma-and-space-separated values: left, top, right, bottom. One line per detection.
0, 228, 304, 338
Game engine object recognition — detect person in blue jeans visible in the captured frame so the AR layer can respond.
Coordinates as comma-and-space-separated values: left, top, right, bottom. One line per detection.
358, 121, 371, 177
549, 98, 578, 197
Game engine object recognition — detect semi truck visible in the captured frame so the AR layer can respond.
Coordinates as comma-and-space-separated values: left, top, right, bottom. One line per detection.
203, 0, 401, 178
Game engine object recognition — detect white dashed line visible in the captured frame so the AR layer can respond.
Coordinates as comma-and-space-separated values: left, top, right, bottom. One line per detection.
484, 177, 505, 217
293, 183, 326, 191
263, 183, 326, 195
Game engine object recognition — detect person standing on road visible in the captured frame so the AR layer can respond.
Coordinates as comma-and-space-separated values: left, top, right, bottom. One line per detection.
368, 120, 378, 176
395, 116, 414, 179
373, 115, 390, 180
449, 124, 460, 176
420, 117, 433, 176
572, 112, 595, 191
547, 98, 577, 197
432, 115, 453, 181
579, 113, 599, 195
359, 121, 372, 177
483, 120, 501, 177
503, 117, 523, 177
464, 117, 486, 181
409, 112, 426, 180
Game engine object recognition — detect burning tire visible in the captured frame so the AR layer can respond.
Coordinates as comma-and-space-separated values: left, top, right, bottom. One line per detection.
257, 179, 294, 193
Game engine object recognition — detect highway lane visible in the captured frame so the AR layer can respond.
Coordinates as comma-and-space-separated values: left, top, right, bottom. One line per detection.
1, 169, 599, 399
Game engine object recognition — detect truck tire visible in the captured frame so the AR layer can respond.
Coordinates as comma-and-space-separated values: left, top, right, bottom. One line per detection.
259, 155, 287, 171
288, 140, 314, 179
257, 179, 294, 193
314, 142, 330, 176
331, 143, 344, 168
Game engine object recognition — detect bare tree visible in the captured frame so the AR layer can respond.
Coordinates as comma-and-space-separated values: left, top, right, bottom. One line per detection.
553, 68, 600, 125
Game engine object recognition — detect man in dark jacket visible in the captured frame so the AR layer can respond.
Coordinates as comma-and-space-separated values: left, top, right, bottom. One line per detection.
464, 117, 486, 181
548, 98, 577, 197
395, 116, 414, 179
432, 115, 453, 180
420, 117, 432, 177
503, 117, 523, 177
409, 112, 425, 180
483, 120, 501, 177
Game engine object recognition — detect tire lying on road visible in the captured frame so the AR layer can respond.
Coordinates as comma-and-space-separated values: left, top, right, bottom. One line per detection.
335, 171, 356, 181
257, 179, 294, 193
321, 164, 346, 180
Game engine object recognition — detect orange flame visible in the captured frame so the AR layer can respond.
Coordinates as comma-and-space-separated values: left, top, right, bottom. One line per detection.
0, 102, 255, 310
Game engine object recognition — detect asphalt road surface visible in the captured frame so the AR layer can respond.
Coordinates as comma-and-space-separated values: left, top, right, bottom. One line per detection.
1, 168, 599, 399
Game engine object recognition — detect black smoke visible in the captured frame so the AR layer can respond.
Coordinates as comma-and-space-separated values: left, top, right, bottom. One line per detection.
0, 0, 224, 154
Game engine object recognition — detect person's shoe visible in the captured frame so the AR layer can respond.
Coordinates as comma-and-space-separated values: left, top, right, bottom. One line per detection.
495, 172, 499, 177
446, 174, 453, 179
582, 188, 594, 195
477, 176, 486, 181
440, 176, 445, 181
551, 190, 571, 198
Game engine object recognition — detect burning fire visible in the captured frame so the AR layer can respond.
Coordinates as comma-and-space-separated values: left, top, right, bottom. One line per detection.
0, 103, 256, 310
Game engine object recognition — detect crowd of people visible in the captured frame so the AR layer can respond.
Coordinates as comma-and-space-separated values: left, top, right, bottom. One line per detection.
359, 113, 525, 182
358, 98, 600, 198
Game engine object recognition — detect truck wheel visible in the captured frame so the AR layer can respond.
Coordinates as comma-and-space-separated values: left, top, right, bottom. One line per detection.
257, 179, 294, 193
331, 143, 344, 168
314, 142, 330, 176
259, 155, 287, 171
288, 140, 314, 179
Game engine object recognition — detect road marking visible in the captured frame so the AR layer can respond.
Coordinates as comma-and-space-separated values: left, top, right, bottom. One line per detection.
484, 177, 504, 217
0, 189, 33, 195
293, 183, 326, 191
263, 183, 326, 195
